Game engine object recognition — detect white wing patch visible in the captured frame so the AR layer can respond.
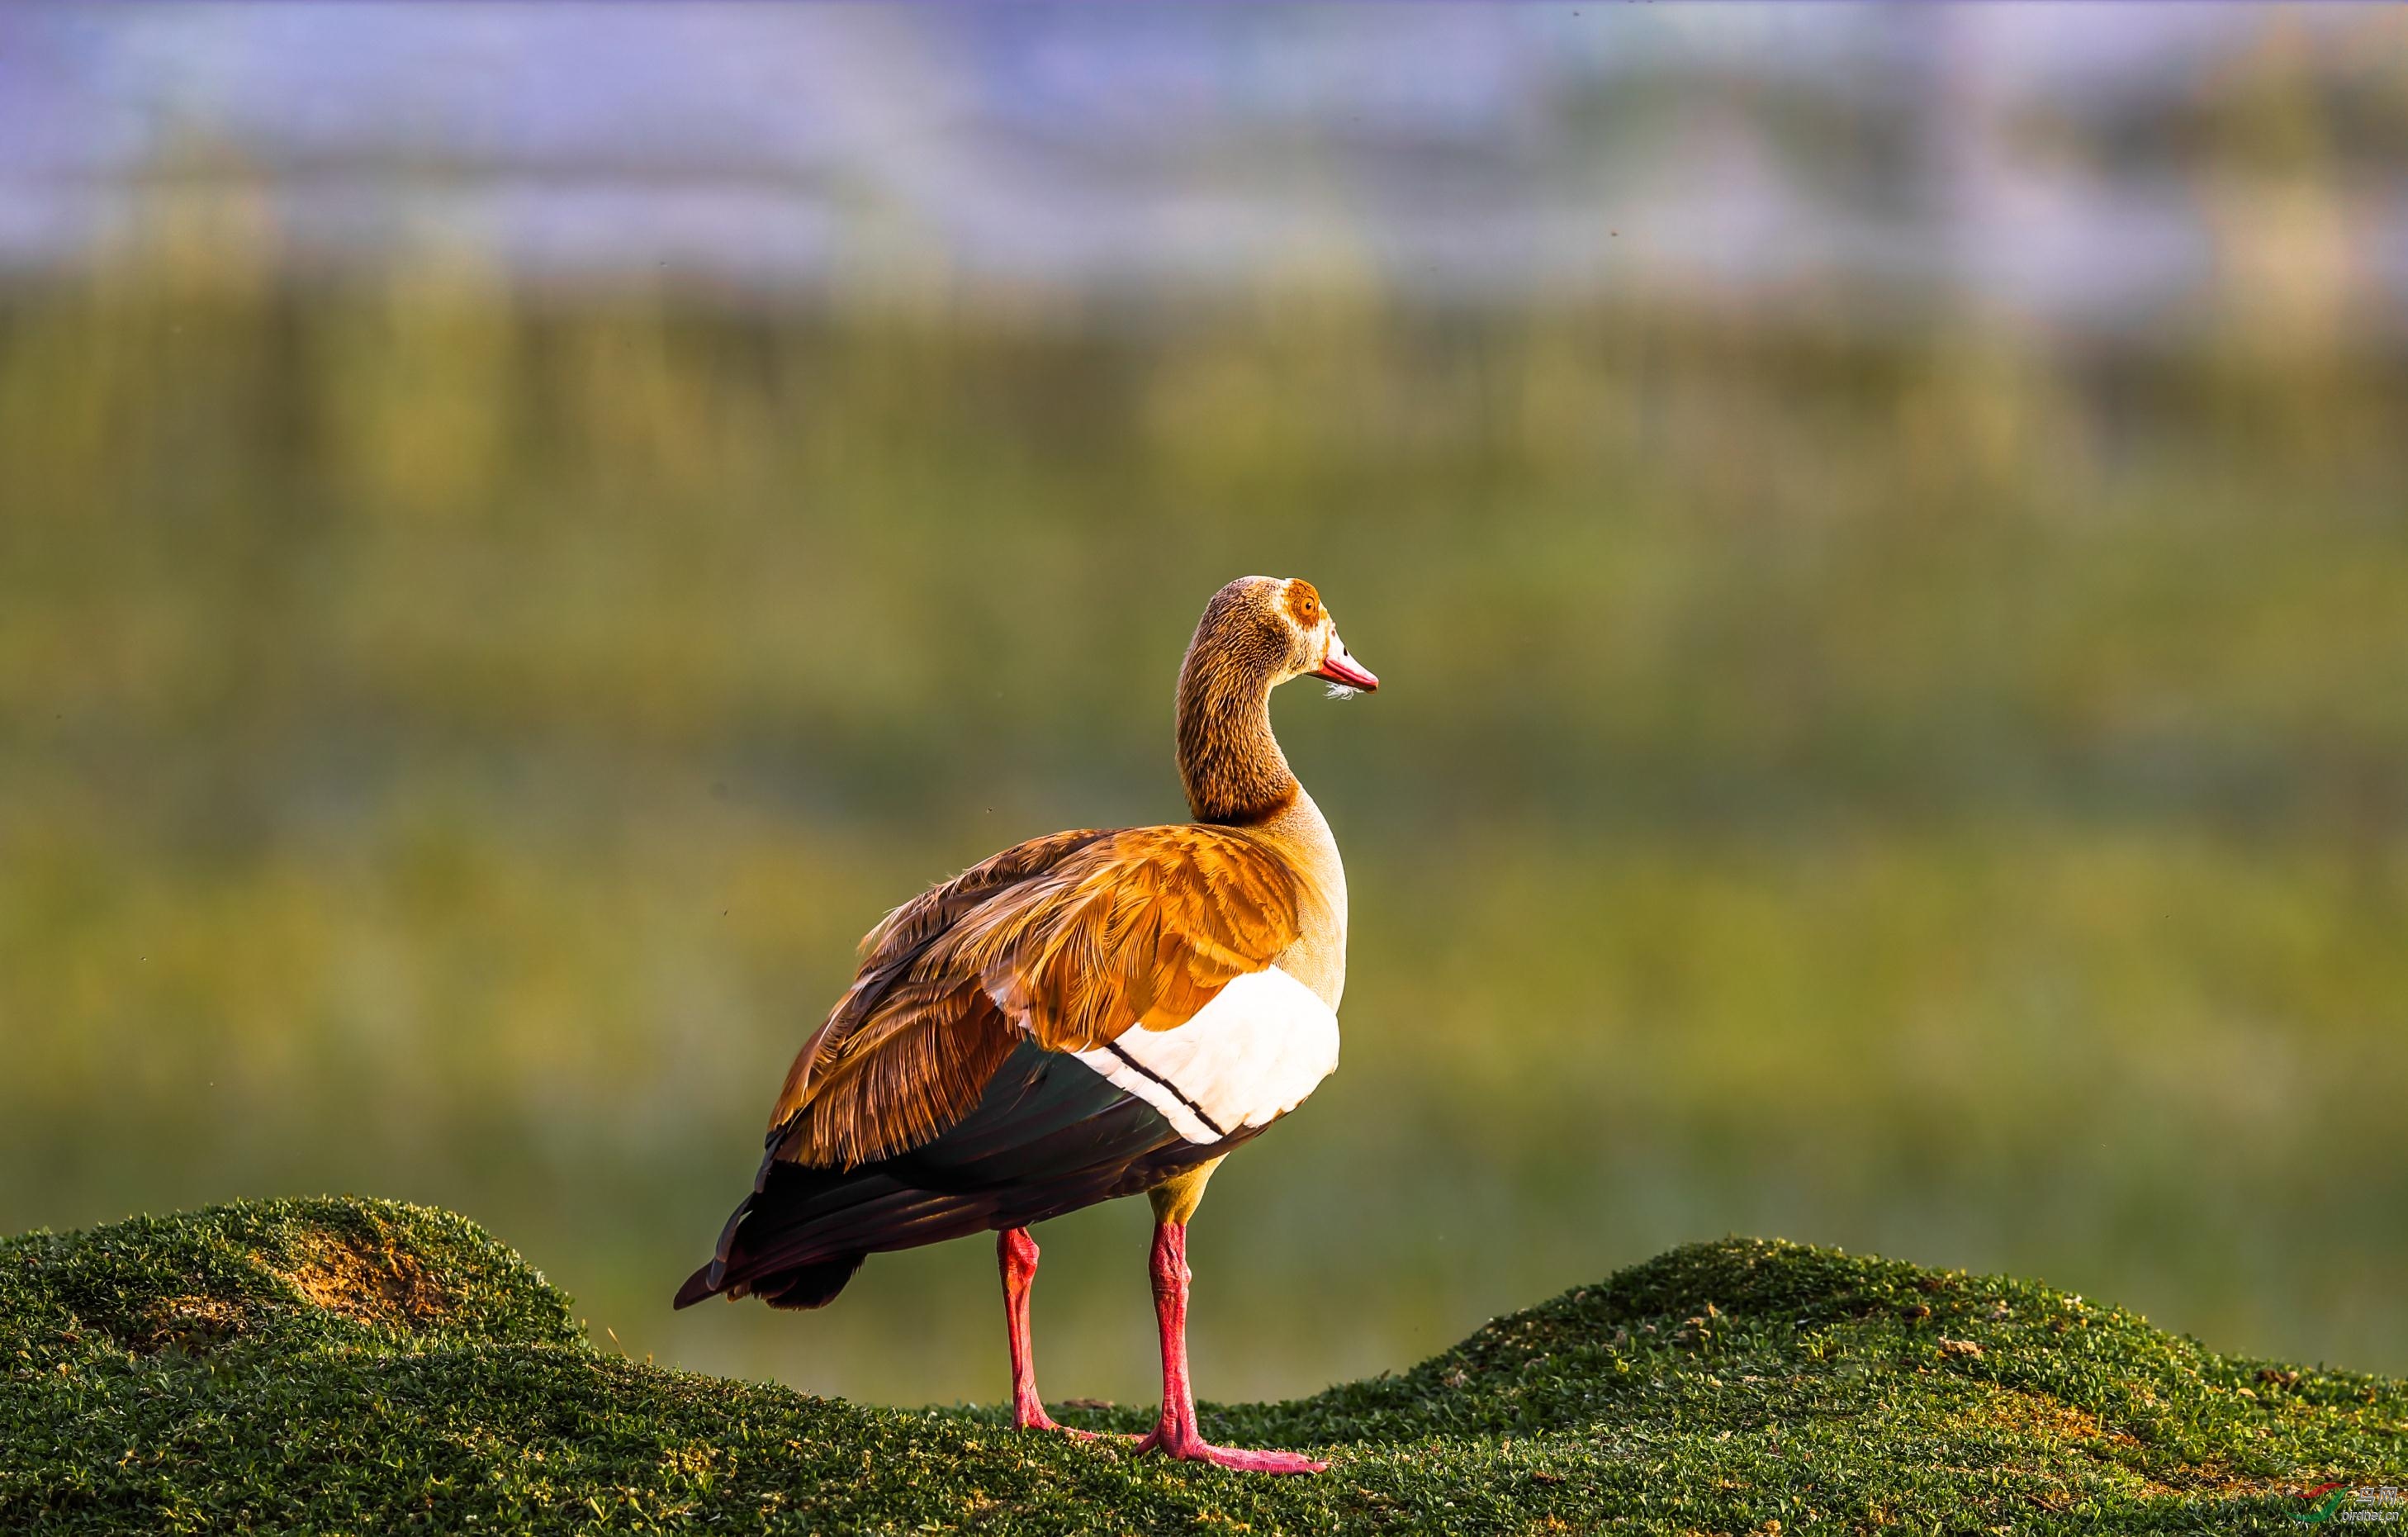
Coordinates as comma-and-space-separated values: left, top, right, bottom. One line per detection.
1071, 967, 1340, 1145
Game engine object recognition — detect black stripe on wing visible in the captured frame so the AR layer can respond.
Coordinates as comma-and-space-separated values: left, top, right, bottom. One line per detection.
1099, 1039, 1231, 1139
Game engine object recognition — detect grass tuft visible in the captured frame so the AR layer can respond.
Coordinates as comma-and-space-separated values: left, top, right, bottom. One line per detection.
5, 1201, 2400, 1532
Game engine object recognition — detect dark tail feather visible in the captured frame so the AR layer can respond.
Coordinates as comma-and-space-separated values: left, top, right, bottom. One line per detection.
671, 1150, 981, 1312
671, 1181, 770, 1310
757, 1251, 867, 1309
673, 1245, 866, 1310
672, 1260, 728, 1309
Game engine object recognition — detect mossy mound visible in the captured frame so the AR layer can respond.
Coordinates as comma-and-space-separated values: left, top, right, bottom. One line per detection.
4, 1199, 2401, 1533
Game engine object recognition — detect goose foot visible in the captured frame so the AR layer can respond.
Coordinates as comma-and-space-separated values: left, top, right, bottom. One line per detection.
1135, 1426, 1328, 1474
1012, 1408, 1103, 1440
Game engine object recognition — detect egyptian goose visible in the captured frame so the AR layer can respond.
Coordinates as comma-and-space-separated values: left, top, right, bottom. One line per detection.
675, 575, 1376, 1474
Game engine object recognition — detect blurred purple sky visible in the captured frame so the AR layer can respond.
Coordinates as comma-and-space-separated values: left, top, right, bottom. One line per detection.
3, 3, 2402, 340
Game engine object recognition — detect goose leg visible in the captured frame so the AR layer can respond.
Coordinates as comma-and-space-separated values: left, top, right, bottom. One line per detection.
1134, 1221, 1328, 1474
998, 1227, 1090, 1437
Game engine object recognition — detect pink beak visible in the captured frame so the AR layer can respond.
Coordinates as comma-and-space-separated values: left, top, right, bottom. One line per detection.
1311, 633, 1379, 692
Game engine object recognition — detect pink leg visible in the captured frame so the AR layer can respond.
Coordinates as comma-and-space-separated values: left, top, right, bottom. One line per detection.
999, 1227, 1093, 1436
1134, 1222, 1328, 1474
999, 1228, 1046, 1426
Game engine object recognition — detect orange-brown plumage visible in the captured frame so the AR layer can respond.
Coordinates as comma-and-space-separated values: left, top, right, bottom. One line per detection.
769, 823, 1311, 1167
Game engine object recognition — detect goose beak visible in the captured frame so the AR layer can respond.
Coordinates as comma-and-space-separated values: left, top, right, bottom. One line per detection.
1311, 633, 1379, 692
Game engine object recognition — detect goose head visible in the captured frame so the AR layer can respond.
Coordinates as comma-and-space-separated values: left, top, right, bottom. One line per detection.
1186, 575, 1378, 697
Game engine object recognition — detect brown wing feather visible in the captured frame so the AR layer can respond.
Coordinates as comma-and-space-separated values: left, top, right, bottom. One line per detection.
768, 824, 1306, 1169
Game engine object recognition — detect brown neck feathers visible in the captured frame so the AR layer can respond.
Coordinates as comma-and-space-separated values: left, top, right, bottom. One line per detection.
1175, 605, 1298, 826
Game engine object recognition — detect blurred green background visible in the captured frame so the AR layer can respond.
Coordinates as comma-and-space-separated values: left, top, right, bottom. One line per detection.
2, 4, 2404, 1410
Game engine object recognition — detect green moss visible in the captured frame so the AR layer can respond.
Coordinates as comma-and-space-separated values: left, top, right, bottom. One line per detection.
5, 1201, 2400, 1533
